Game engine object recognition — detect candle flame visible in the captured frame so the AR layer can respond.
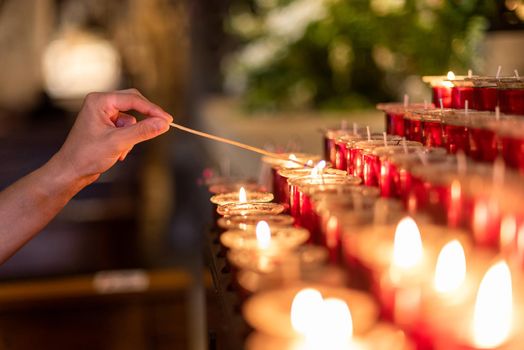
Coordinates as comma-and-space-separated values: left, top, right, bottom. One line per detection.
434, 240, 466, 294
255, 221, 271, 250
290, 288, 324, 336
473, 261, 513, 348
285, 154, 299, 168
290, 289, 353, 348
392, 217, 423, 270
320, 298, 353, 340
239, 187, 247, 203
447, 71, 456, 80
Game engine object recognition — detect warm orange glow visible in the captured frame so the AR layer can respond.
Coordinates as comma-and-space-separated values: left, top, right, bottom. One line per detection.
319, 298, 353, 340
255, 221, 271, 250
473, 261, 513, 348
500, 215, 517, 250
239, 187, 247, 203
434, 240, 466, 294
447, 71, 456, 80
451, 180, 461, 201
285, 154, 299, 168
290, 288, 324, 336
392, 217, 423, 270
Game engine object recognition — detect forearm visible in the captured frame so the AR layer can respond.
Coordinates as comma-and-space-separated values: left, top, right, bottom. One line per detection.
0, 153, 92, 263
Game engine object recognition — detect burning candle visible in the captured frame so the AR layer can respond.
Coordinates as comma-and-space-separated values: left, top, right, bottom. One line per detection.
422, 71, 457, 108
262, 153, 321, 200
432, 260, 522, 350
217, 202, 286, 216
220, 221, 309, 251
217, 214, 294, 231
242, 285, 379, 342
210, 187, 273, 206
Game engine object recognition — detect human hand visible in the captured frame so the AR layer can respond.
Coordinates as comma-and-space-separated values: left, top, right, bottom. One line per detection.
54, 89, 173, 185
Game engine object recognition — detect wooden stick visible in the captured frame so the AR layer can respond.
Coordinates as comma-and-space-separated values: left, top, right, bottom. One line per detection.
169, 122, 312, 167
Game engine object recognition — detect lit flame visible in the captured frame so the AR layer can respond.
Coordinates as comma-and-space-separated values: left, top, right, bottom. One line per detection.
311, 160, 327, 177
320, 298, 353, 341
239, 187, 247, 203
434, 240, 466, 294
392, 217, 423, 270
447, 71, 456, 80
290, 289, 353, 348
290, 288, 324, 336
255, 221, 271, 250
473, 261, 513, 348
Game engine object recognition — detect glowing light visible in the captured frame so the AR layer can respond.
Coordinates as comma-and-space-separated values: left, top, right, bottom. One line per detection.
255, 221, 271, 250
500, 215, 517, 250
321, 298, 353, 340
434, 240, 466, 294
451, 180, 461, 201
285, 154, 299, 168
392, 217, 423, 269
290, 288, 324, 336
239, 187, 247, 203
473, 261, 513, 348
42, 31, 121, 99
447, 71, 456, 80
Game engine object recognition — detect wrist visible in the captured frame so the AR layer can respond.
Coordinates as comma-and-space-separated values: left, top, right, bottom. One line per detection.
44, 151, 98, 196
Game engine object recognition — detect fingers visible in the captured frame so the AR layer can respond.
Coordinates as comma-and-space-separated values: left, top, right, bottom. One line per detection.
105, 91, 173, 123
115, 113, 137, 128
115, 117, 170, 145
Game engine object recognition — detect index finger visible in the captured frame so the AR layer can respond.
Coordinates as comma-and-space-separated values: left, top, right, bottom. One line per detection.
103, 92, 173, 122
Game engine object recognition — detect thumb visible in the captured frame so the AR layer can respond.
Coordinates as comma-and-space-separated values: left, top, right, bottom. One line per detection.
116, 117, 170, 145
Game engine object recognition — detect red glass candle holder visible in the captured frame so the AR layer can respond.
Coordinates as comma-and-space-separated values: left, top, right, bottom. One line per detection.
404, 110, 425, 143
470, 77, 498, 111
451, 80, 474, 109
497, 119, 524, 174
467, 111, 504, 162
377, 102, 434, 137
443, 115, 470, 155
286, 171, 348, 225
498, 79, 524, 115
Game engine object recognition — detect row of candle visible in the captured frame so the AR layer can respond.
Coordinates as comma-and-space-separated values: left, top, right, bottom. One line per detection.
423, 72, 523, 115
258, 152, 524, 349
375, 104, 524, 170
206, 159, 524, 349
207, 175, 419, 349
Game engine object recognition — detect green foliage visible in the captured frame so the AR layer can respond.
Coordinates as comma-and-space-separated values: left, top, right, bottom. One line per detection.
224, 0, 495, 112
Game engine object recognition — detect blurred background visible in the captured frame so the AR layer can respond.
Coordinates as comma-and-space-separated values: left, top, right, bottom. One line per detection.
0, 0, 521, 349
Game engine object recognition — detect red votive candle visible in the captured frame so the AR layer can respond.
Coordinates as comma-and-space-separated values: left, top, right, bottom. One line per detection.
443, 114, 470, 155
377, 102, 434, 136
497, 119, 524, 174
422, 74, 457, 108
498, 78, 524, 115
404, 110, 425, 143
470, 77, 498, 111
451, 80, 474, 109
362, 142, 423, 188
288, 173, 353, 232
351, 138, 403, 182
263, 153, 321, 204
467, 112, 506, 162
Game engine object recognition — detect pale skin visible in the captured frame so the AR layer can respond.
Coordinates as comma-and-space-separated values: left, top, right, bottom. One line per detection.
0, 89, 173, 264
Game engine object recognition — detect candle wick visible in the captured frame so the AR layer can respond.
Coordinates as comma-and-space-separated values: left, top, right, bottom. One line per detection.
439, 98, 444, 112
353, 122, 358, 136
495, 106, 500, 121
515, 69, 520, 79
402, 138, 408, 154
366, 126, 371, 142
496, 65, 502, 79
403, 94, 409, 108
383, 131, 388, 148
